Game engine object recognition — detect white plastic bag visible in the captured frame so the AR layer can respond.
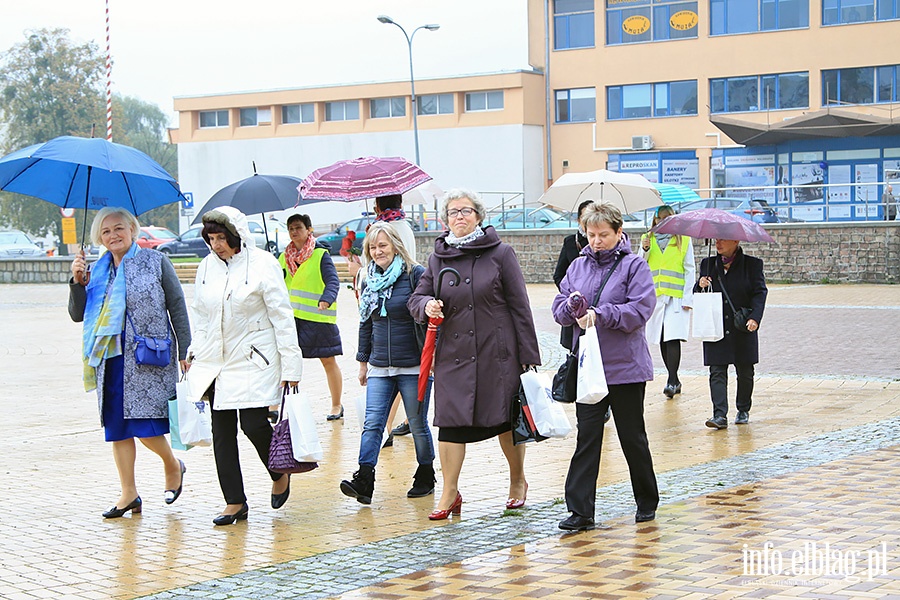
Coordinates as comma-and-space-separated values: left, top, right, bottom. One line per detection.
519, 371, 572, 438
177, 377, 212, 446
285, 389, 323, 462
692, 291, 724, 342
576, 324, 608, 405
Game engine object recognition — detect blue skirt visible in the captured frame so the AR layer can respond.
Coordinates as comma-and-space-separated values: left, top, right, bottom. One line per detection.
102, 354, 169, 442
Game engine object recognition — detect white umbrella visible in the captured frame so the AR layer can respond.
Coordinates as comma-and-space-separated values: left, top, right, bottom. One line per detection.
402, 181, 444, 210
539, 170, 663, 214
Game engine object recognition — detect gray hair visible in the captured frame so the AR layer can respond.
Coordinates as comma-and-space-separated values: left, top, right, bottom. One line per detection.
440, 188, 486, 225
91, 207, 140, 247
362, 221, 417, 274
580, 202, 624, 233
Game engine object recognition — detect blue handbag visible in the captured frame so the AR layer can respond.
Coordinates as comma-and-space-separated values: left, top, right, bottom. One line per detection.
126, 312, 172, 366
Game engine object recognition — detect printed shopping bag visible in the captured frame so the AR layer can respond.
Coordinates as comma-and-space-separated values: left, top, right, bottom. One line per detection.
168, 394, 191, 451
692, 291, 724, 342
520, 370, 572, 438
576, 324, 608, 404
177, 377, 212, 446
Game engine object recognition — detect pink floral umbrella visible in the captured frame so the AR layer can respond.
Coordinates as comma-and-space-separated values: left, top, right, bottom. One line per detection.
298, 156, 432, 201
652, 208, 775, 243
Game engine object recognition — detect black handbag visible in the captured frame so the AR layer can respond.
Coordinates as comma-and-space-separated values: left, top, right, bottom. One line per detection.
126, 312, 172, 366
717, 273, 753, 333
551, 254, 625, 403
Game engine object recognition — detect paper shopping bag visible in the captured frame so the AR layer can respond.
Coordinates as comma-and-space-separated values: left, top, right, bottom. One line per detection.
168, 394, 192, 451
692, 291, 724, 342
576, 324, 608, 404
285, 389, 323, 463
520, 370, 572, 438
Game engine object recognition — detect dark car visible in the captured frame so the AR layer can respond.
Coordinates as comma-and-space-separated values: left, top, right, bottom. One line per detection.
675, 198, 779, 223
157, 225, 209, 257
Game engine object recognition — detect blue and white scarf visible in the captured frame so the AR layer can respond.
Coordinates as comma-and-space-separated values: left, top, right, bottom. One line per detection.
81, 243, 140, 391
358, 255, 404, 320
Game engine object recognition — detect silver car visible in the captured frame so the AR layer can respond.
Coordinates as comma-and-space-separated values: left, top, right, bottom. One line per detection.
0, 230, 46, 258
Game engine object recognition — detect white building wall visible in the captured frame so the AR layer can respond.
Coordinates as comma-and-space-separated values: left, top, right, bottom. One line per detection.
176, 124, 543, 231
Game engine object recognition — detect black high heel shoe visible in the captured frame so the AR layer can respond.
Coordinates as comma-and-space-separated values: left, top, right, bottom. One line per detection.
103, 496, 142, 519
164, 459, 186, 505
271, 474, 290, 509
213, 502, 249, 526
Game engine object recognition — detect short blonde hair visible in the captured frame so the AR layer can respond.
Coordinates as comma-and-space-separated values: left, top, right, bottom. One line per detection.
362, 222, 417, 274
440, 189, 487, 225
91, 207, 140, 247
579, 202, 624, 232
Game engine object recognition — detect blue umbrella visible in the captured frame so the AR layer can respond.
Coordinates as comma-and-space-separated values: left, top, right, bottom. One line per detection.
0, 136, 187, 243
652, 183, 701, 205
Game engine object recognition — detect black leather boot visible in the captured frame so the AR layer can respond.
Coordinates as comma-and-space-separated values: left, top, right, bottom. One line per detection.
340, 465, 375, 504
407, 463, 436, 498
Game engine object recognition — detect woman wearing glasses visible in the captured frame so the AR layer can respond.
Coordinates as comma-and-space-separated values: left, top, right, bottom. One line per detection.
408, 189, 541, 520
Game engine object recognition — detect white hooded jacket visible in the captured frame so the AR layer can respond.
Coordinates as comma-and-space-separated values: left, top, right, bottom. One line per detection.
186, 206, 303, 410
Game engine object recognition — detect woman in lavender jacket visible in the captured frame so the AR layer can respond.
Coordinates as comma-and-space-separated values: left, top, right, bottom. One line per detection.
551, 202, 659, 532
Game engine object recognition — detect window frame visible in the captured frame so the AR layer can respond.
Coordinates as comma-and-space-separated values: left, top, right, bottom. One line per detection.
324, 100, 360, 122
554, 0, 596, 50
710, 72, 809, 113
711, 0, 809, 35
239, 107, 258, 127
416, 93, 455, 116
555, 87, 597, 123
822, 66, 898, 106
199, 110, 229, 128
607, 80, 698, 120
281, 104, 315, 124
607, 0, 699, 45
370, 97, 407, 119
464, 90, 505, 112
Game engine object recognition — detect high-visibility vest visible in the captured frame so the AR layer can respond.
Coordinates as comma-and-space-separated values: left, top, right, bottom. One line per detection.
642, 234, 689, 298
279, 249, 337, 323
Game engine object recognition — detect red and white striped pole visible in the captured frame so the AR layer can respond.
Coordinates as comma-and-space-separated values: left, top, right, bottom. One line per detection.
105, 0, 113, 141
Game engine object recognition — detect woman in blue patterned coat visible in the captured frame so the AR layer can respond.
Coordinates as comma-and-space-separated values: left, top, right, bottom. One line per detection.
69, 207, 191, 519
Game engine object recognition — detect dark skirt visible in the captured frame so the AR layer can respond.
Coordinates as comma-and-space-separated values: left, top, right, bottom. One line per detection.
295, 317, 342, 358
102, 354, 169, 442
438, 422, 511, 444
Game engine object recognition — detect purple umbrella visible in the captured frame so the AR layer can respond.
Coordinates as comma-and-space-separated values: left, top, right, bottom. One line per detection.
298, 156, 432, 201
652, 208, 775, 243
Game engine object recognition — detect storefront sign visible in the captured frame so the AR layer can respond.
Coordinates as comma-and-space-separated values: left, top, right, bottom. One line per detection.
620, 159, 658, 170
623, 15, 651, 35
662, 159, 699, 187
725, 154, 775, 166
669, 10, 698, 30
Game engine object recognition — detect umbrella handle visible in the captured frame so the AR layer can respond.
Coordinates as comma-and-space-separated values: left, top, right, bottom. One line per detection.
435, 267, 460, 300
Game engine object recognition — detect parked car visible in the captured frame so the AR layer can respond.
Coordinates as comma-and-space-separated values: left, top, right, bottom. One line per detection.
484, 207, 575, 229
157, 225, 209, 257
0, 230, 46, 258
247, 218, 289, 253
676, 198, 779, 223
319, 216, 372, 255
137, 226, 178, 249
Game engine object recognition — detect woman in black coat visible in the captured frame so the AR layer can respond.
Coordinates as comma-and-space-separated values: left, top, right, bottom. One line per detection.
553, 200, 593, 351
695, 240, 767, 429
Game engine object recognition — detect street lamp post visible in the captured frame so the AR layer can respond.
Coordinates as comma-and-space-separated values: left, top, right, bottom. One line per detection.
377, 15, 439, 166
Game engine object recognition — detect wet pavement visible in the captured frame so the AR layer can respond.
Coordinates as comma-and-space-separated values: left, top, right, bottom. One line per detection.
0, 282, 898, 599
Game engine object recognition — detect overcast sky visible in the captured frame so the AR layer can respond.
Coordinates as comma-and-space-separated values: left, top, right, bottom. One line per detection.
0, 0, 531, 126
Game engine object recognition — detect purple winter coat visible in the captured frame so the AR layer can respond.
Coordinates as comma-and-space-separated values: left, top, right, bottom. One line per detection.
408, 226, 541, 429
552, 234, 656, 385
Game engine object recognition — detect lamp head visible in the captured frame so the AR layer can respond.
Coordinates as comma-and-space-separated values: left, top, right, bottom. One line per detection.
377, 15, 394, 24
424, 24, 440, 31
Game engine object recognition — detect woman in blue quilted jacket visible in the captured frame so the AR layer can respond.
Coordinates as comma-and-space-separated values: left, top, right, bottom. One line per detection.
339, 222, 436, 505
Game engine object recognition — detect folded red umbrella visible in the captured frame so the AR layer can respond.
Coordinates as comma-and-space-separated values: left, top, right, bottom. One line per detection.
417, 267, 460, 411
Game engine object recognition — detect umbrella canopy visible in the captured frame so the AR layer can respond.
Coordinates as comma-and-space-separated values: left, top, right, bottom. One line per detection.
299, 156, 432, 201
402, 180, 444, 209
653, 183, 701, 205
418, 267, 460, 407
653, 208, 775, 243
539, 169, 663, 215
192, 172, 312, 225
0, 136, 185, 215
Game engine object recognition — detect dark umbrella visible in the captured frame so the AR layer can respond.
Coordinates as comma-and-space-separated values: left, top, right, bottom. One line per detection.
417, 267, 460, 412
0, 135, 186, 245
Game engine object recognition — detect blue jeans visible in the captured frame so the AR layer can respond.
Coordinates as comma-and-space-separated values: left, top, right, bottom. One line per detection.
358, 374, 435, 468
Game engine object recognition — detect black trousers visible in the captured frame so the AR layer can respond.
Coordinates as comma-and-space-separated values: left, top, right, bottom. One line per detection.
708, 363, 754, 418
208, 385, 283, 505
565, 382, 659, 518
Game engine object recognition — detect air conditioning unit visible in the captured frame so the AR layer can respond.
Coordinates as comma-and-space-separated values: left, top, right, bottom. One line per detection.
631, 135, 654, 151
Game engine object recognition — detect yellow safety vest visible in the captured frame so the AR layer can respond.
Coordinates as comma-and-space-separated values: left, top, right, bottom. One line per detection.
279, 249, 337, 323
642, 234, 689, 298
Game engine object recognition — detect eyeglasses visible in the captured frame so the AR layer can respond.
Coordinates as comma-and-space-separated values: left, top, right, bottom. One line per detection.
447, 207, 476, 219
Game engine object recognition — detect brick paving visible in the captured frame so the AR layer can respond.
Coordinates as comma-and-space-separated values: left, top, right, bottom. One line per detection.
0, 282, 898, 599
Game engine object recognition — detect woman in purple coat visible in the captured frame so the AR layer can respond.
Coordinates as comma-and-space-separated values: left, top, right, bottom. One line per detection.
552, 202, 659, 532
409, 189, 541, 520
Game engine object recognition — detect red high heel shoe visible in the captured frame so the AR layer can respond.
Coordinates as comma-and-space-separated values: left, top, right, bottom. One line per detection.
428, 492, 462, 520
506, 482, 528, 509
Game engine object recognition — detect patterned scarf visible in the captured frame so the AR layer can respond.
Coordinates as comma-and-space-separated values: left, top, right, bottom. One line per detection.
358, 255, 404, 320
284, 233, 317, 276
81, 243, 140, 391
376, 208, 406, 223
446, 225, 485, 247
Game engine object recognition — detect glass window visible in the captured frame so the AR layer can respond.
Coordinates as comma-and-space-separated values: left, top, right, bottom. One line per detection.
416, 93, 454, 115
823, 0, 880, 24
608, 0, 698, 44
239, 108, 257, 127
282, 104, 314, 124
199, 110, 228, 128
556, 87, 596, 123
324, 100, 359, 121
877, 0, 899, 20
370, 97, 406, 118
465, 91, 504, 112
710, 73, 808, 112
877, 66, 896, 102
554, 0, 595, 49
712, 0, 807, 34
608, 80, 697, 119
823, 67, 876, 104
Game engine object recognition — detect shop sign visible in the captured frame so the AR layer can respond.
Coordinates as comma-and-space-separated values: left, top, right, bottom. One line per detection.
623, 15, 651, 35
669, 10, 698, 30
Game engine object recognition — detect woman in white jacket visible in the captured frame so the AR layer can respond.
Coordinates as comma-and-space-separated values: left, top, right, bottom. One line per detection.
185, 207, 303, 525
639, 205, 696, 398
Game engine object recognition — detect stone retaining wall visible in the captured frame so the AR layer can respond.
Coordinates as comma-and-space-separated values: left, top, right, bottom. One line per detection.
0, 256, 74, 283
414, 222, 900, 285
